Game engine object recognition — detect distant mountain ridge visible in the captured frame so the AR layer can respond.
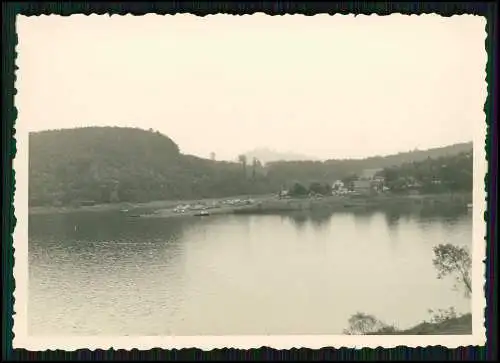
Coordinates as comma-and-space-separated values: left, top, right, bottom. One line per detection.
243, 142, 472, 166
242, 148, 319, 164
323, 142, 473, 167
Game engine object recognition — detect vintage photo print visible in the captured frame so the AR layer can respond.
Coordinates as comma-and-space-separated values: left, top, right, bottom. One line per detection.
12, 13, 488, 350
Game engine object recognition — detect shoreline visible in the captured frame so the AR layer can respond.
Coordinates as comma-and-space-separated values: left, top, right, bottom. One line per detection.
369, 314, 472, 335
29, 192, 472, 217
28, 194, 275, 216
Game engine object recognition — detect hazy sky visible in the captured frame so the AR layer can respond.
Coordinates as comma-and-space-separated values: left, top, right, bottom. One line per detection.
17, 14, 486, 161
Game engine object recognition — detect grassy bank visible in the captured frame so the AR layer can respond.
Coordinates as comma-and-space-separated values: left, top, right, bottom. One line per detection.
29, 192, 472, 217
369, 314, 472, 335
28, 194, 274, 216
232, 192, 472, 215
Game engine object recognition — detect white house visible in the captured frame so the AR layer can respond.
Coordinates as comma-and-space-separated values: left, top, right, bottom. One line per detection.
332, 180, 344, 190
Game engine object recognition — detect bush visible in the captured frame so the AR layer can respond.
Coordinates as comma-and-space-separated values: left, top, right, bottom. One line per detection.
343, 312, 396, 335
289, 182, 308, 197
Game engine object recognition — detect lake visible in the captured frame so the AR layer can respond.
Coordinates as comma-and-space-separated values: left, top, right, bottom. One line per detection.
28, 206, 472, 335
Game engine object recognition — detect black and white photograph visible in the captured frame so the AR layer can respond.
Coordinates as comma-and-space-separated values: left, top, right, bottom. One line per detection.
13, 13, 487, 349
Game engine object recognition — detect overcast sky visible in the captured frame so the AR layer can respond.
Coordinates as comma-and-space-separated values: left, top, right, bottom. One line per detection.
16, 14, 486, 161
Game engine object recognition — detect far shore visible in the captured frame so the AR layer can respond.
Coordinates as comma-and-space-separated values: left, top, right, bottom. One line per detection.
29, 191, 472, 217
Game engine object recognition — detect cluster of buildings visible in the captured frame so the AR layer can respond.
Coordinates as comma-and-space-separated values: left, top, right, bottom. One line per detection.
278, 168, 389, 199
331, 180, 349, 195
333, 168, 388, 196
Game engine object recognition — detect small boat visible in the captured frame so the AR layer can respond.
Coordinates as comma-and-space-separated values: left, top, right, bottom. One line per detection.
194, 210, 210, 217
467, 203, 473, 210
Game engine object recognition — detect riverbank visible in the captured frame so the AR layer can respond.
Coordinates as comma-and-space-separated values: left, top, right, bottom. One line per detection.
29, 192, 472, 217
136, 192, 472, 219
28, 194, 274, 216
233, 192, 471, 214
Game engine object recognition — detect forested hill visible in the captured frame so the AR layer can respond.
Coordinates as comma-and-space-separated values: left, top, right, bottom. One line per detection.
331, 142, 472, 168
266, 142, 473, 183
29, 127, 270, 206
28, 127, 472, 206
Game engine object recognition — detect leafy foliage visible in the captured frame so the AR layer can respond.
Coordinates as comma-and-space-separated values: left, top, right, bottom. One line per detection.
432, 244, 472, 297
344, 307, 471, 335
379, 151, 473, 193
427, 307, 458, 324
343, 312, 395, 335
289, 182, 309, 197
308, 182, 332, 196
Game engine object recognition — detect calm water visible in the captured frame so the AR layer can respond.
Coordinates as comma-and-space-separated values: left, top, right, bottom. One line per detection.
29, 206, 472, 335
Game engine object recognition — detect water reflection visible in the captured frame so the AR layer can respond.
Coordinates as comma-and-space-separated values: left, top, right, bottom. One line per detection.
284, 209, 334, 229
29, 211, 189, 242
351, 210, 375, 232
380, 204, 468, 227
309, 210, 336, 228
29, 205, 472, 336
286, 212, 308, 229
28, 212, 193, 275
277, 204, 470, 234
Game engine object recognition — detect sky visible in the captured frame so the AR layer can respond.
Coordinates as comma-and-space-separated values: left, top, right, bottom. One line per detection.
16, 14, 486, 161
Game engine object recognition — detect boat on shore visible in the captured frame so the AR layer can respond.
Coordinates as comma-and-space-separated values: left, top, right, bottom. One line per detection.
194, 210, 210, 217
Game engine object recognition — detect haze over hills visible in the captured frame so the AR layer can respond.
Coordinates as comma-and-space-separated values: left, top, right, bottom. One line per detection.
242, 142, 473, 165
242, 148, 319, 164
324, 141, 473, 167
28, 127, 473, 206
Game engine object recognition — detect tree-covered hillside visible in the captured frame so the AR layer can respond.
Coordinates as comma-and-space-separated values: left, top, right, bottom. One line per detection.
265, 142, 473, 187
29, 127, 273, 206
379, 151, 473, 193
28, 127, 473, 206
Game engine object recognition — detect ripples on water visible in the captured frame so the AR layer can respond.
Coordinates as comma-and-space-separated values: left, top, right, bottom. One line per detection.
28, 206, 472, 335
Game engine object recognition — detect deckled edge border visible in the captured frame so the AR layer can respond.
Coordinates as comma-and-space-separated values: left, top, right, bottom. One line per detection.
4, 1, 496, 360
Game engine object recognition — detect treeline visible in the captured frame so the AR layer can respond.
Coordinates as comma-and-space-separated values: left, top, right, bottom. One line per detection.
29, 127, 278, 206
28, 127, 473, 206
266, 142, 472, 186
378, 151, 473, 193
277, 151, 473, 197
